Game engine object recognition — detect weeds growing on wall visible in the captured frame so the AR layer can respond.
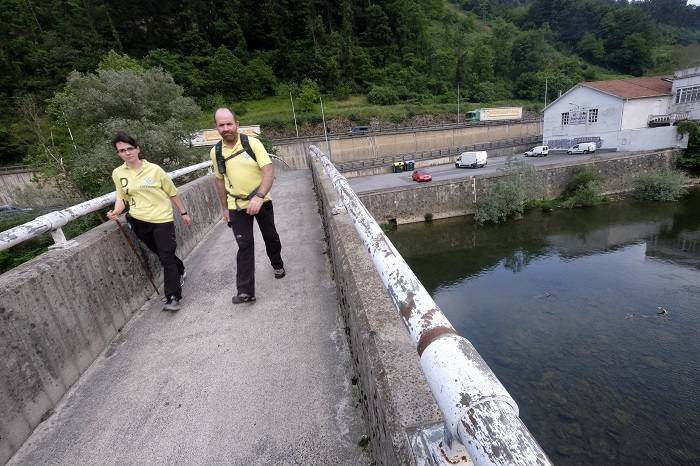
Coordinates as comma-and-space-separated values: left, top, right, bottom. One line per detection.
560, 166, 604, 208
476, 163, 607, 224
475, 158, 543, 224
475, 180, 525, 224
631, 169, 688, 201
676, 121, 700, 175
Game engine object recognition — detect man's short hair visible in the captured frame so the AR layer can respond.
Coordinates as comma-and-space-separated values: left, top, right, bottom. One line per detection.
214, 107, 237, 122
111, 131, 139, 150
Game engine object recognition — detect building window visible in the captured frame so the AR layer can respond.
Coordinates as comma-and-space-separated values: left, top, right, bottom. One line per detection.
588, 108, 598, 123
561, 112, 570, 125
676, 85, 700, 104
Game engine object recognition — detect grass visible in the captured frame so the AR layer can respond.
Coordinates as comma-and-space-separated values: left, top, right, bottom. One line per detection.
195, 94, 535, 133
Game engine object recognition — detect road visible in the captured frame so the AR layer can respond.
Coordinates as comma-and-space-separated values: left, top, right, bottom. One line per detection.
348, 151, 623, 193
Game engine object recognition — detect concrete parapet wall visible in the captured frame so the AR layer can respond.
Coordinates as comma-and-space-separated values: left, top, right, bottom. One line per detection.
276, 121, 542, 169
309, 155, 442, 466
359, 150, 683, 224
0, 175, 222, 465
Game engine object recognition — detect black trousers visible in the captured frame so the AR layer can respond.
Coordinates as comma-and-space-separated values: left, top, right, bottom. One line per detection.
229, 201, 283, 297
127, 216, 184, 299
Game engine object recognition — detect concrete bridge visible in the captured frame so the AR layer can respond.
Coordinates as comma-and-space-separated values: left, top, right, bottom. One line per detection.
0, 150, 558, 466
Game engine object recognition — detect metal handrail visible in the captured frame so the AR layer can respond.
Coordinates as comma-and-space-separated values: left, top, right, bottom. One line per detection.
0, 161, 212, 252
310, 145, 552, 466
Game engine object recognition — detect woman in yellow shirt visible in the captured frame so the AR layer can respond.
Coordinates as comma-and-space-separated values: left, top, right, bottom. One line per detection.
106, 131, 191, 311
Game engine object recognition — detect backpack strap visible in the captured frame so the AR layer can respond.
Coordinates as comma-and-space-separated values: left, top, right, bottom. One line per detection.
215, 133, 262, 211
214, 133, 258, 176
239, 133, 257, 163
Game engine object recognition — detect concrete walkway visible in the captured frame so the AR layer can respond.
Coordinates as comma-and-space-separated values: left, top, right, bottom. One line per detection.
8, 170, 371, 466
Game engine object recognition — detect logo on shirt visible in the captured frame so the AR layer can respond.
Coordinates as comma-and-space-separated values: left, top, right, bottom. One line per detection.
143, 176, 155, 186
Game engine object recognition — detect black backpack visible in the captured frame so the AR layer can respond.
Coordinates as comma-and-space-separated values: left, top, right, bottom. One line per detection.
214, 133, 258, 176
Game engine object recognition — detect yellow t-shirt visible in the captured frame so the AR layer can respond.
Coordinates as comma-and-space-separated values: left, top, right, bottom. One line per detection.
210, 135, 272, 210
112, 160, 177, 223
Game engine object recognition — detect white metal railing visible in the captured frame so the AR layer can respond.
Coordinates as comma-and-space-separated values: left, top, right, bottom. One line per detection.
648, 112, 689, 126
0, 161, 212, 252
310, 145, 552, 466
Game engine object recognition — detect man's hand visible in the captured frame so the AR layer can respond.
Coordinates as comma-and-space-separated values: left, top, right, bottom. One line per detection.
223, 209, 230, 223
182, 214, 192, 226
107, 210, 120, 221
246, 196, 264, 215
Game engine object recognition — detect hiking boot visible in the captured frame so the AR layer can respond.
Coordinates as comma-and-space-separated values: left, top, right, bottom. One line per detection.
274, 267, 286, 279
163, 296, 181, 311
179, 271, 187, 287
232, 293, 256, 304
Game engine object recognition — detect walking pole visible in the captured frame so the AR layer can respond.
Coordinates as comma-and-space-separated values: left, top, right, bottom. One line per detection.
114, 218, 160, 295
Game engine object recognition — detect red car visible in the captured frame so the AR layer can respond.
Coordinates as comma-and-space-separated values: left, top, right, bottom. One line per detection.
411, 169, 432, 182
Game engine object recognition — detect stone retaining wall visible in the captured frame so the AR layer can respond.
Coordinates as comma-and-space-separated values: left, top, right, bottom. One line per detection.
0, 175, 222, 465
359, 150, 683, 224
309, 155, 442, 466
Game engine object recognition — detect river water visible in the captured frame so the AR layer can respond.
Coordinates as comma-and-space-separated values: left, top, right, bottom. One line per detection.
386, 189, 700, 465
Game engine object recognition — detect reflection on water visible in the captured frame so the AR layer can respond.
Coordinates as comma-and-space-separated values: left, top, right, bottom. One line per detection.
387, 189, 700, 466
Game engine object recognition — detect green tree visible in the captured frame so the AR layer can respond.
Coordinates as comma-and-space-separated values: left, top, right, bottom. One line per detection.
98, 50, 143, 72
297, 79, 320, 112
601, 7, 655, 75
28, 66, 202, 198
577, 32, 605, 61
510, 30, 549, 76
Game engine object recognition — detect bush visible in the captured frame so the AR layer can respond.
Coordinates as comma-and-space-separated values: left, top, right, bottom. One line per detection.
475, 180, 525, 224
632, 169, 688, 201
333, 82, 352, 100
297, 79, 320, 112
367, 85, 399, 105
562, 166, 603, 207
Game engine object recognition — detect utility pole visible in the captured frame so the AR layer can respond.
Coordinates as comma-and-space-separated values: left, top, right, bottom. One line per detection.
544, 78, 548, 109
289, 91, 299, 137
320, 95, 332, 159
543, 79, 548, 145
457, 84, 460, 124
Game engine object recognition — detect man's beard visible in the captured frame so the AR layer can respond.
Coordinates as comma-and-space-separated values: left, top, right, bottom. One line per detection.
221, 131, 238, 144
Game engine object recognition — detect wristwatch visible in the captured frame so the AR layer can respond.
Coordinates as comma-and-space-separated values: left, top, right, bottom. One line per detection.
255, 192, 265, 198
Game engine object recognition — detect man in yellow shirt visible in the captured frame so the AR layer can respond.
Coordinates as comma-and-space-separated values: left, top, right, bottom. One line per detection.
107, 131, 191, 311
211, 108, 284, 304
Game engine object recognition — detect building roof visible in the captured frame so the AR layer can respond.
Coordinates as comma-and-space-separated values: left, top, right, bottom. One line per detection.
582, 76, 672, 99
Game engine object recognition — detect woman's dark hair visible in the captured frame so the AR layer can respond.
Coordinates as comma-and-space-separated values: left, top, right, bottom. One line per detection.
111, 131, 139, 150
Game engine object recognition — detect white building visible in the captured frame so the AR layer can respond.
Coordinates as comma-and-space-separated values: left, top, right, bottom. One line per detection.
672, 66, 700, 122
543, 68, 700, 152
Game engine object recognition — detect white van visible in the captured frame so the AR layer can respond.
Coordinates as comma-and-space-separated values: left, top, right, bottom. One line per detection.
455, 151, 488, 168
567, 142, 597, 154
524, 145, 549, 157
